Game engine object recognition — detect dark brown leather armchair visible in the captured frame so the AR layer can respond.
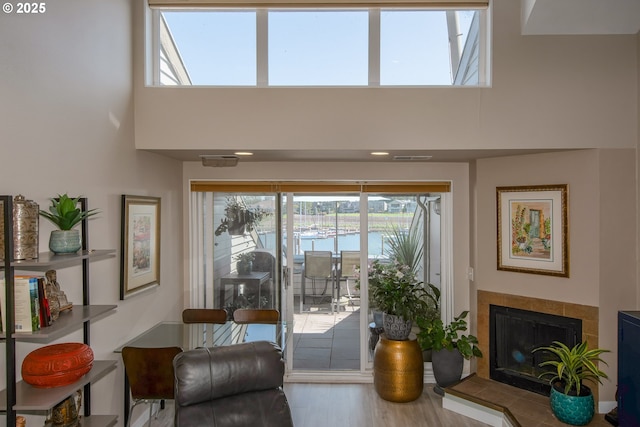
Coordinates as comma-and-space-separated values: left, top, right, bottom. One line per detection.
173, 341, 294, 427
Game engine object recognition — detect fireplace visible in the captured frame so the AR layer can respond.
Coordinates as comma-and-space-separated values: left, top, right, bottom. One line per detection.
489, 304, 582, 395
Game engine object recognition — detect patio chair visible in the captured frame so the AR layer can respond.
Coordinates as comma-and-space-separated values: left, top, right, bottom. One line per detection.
121, 346, 183, 427
251, 249, 277, 307
338, 250, 360, 306
302, 250, 336, 311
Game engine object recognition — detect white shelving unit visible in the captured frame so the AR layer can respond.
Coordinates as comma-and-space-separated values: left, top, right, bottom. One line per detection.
1, 195, 117, 426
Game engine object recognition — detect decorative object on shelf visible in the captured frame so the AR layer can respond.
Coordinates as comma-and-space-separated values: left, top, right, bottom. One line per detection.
373, 334, 424, 402
45, 389, 82, 427
22, 342, 94, 388
16, 415, 26, 427
13, 195, 39, 260
45, 269, 72, 319
418, 310, 483, 395
533, 341, 609, 426
39, 194, 99, 254
235, 252, 255, 275
497, 184, 569, 277
367, 260, 432, 341
120, 195, 161, 299
214, 196, 271, 236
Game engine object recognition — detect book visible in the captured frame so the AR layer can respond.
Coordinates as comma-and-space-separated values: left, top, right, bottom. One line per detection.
14, 276, 40, 332
37, 277, 51, 327
0, 277, 4, 332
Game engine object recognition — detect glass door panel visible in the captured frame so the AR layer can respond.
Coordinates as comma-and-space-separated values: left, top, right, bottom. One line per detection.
288, 194, 362, 371
365, 194, 441, 365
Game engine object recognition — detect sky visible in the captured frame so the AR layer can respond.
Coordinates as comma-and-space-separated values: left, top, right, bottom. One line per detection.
162, 9, 475, 86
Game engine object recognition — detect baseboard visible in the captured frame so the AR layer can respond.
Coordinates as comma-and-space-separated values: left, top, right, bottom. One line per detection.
599, 400, 617, 414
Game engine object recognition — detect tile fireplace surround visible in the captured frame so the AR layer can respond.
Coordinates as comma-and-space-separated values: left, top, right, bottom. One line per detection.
476, 290, 600, 403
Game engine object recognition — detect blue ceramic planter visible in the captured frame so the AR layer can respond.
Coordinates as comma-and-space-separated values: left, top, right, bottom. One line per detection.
49, 230, 81, 254
550, 383, 594, 426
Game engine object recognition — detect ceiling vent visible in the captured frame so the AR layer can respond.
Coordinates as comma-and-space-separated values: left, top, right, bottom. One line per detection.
200, 155, 240, 167
392, 155, 433, 161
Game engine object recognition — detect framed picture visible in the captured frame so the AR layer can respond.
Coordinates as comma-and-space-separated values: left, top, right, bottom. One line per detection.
497, 184, 569, 277
120, 195, 161, 299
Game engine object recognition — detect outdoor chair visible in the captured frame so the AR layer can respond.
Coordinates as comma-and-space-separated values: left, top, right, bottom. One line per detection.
302, 250, 336, 311
121, 346, 183, 427
338, 250, 360, 306
251, 249, 277, 307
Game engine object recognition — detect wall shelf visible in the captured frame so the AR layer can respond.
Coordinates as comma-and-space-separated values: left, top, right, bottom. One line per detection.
8, 249, 115, 270
2, 305, 117, 342
0, 360, 117, 411
1, 195, 117, 425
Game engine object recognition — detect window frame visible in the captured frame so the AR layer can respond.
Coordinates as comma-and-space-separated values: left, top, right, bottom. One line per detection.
150, 6, 490, 87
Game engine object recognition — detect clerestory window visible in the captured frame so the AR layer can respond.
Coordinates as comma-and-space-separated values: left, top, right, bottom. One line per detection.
151, 6, 489, 87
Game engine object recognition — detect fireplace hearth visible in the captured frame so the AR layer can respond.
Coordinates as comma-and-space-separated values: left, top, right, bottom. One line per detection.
489, 304, 582, 395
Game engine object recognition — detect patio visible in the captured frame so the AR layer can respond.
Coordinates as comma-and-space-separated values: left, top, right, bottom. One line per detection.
291, 296, 363, 371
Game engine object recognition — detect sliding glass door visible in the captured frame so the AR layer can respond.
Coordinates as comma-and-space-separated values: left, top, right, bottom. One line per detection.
190, 183, 445, 376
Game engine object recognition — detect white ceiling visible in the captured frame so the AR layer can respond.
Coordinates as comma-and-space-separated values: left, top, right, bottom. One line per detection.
522, 0, 640, 35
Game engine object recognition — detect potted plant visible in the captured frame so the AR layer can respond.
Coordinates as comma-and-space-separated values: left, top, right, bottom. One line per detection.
215, 197, 271, 236
39, 194, 99, 254
533, 341, 609, 426
413, 283, 440, 361
384, 225, 424, 274
417, 310, 482, 394
235, 252, 255, 275
368, 260, 431, 340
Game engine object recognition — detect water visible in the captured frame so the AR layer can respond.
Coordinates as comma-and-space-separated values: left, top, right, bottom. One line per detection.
260, 231, 388, 257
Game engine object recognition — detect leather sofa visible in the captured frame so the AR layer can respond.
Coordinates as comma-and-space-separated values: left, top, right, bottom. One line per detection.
173, 340, 294, 427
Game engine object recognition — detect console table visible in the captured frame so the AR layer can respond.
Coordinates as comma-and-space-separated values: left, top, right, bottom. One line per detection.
219, 271, 270, 308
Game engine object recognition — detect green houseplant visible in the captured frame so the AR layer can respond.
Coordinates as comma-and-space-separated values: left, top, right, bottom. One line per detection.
417, 310, 482, 393
215, 197, 271, 236
368, 260, 432, 340
234, 252, 255, 275
39, 194, 99, 254
533, 341, 609, 426
384, 225, 424, 274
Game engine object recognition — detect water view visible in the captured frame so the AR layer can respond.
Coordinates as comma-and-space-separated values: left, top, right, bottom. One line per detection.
260, 231, 388, 258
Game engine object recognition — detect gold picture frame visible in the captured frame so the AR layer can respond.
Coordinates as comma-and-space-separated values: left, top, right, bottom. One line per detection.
120, 195, 161, 299
497, 184, 569, 277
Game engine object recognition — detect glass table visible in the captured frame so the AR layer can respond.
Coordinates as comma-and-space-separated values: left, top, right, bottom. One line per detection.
115, 320, 286, 425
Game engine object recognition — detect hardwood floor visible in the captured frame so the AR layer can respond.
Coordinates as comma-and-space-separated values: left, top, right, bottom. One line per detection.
285, 383, 490, 427
148, 383, 490, 427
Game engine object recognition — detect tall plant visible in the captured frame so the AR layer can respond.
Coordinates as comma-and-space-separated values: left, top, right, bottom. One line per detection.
384, 225, 424, 274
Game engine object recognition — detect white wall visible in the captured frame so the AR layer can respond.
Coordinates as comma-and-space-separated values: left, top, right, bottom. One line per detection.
135, 0, 637, 154
0, 1, 183, 426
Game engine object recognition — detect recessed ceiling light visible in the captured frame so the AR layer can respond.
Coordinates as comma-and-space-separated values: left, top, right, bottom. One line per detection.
234, 152, 254, 156
371, 152, 389, 156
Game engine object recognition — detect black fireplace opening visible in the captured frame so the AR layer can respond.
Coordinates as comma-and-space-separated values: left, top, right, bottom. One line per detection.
489, 304, 582, 396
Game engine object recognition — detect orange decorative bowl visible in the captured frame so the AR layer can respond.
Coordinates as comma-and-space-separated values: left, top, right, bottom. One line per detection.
22, 343, 93, 388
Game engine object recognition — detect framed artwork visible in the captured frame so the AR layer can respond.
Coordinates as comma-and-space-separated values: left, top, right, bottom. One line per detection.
120, 195, 161, 299
497, 184, 569, 277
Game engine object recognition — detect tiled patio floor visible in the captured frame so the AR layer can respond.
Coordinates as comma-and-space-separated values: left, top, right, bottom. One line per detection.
292, 298, 362, 370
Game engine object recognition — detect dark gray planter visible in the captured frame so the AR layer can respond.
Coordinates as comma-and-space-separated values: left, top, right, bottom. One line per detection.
432, 347, 464, 394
